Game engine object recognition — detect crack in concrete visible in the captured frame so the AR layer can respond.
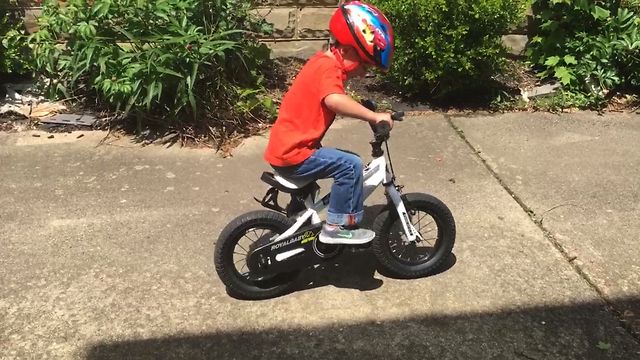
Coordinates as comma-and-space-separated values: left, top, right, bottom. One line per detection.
444, 114, 640, 344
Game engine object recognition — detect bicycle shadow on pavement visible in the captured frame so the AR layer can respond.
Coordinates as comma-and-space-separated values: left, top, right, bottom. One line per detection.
293, 204, 457, 294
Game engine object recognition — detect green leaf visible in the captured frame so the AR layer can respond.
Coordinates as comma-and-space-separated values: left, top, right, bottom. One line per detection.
530, 36, 543, 44
596, 342, 611, 351
114, 26, 137, 42
190, 63, 198, 89
188, 88, 196, 114
554, 66, 573, 85
544, 56, 561, 67
124, 87, 142, 116
92, 0, 111, 18
156, 82, 163, 102
144, 81, 156, 109
563, 55, 577, 65
592, 6, 610, 20
574, 0, 590, 11
56, 82, 69, 98
156, 66, 183, 78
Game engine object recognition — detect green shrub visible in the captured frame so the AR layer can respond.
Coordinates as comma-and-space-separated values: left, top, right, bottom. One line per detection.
1, 1, 32, 76
528, 0, 640, 107
371, 0, 530, 98
29, 0, 275, 140
623, 0, 640, 12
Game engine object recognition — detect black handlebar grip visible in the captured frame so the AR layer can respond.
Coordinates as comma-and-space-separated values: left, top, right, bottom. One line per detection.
369, 121, 377, 133
361, 99, 377, 112
375, 121, 391, 134
391, 111, 405, 121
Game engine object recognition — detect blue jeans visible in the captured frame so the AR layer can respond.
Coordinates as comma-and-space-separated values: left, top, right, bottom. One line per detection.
273, 147, 364, 226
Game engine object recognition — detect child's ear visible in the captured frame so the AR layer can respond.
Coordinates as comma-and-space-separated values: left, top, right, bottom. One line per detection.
338, 45, 350, 56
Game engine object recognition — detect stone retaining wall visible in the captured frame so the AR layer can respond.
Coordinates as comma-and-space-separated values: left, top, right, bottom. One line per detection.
256, 0, 531, 57
254, 0, 340, 58
10, 1, 530, 58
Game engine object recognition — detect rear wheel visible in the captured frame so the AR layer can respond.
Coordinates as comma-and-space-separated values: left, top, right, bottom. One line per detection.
214, 210, 299, 300
372, 193, 456, 278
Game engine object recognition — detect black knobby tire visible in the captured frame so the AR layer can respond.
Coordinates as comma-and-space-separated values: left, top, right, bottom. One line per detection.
372, 193, 456, 278
214, 210, 299, 300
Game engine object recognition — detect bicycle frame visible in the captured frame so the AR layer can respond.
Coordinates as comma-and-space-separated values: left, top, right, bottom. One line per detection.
272, 154, 423, 244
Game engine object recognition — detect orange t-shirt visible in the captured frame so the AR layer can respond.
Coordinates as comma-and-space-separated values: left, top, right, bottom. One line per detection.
264, 52, 345, 167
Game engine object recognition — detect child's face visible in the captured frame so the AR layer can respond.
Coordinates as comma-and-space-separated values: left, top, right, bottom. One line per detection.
343, 47, 370, 78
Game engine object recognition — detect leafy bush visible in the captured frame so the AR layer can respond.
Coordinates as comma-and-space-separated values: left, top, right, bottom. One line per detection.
623, 0, 640, 12
29, 0, 275, 141
371, 0, 530, 98
1, 1, 32, 76
528, 0, 640, 106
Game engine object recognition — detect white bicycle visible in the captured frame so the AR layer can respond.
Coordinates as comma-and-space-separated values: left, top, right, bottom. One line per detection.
214, 100, 456, 300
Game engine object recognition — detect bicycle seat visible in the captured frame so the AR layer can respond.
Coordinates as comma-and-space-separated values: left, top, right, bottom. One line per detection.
261, 172, 314, 194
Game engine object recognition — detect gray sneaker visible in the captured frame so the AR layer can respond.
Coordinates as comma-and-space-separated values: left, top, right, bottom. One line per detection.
319, 223, 375, 244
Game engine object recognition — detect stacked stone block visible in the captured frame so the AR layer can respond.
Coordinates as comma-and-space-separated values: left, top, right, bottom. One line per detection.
254, 0, 340, 58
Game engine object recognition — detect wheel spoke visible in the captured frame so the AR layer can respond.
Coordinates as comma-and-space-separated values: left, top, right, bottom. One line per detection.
417, 225, 434, 236
419, 226, 435, 233
236, 242, 249, 254
411, 212, 436, 236
418, 223, 435, 234
418, 213, 429, 223
244, 231, 258, 243
387, 209, 440, 264
419, 236, 437, 245
413, 217, 433, 230
250, 229, 263, 242
240, 235, 255, 246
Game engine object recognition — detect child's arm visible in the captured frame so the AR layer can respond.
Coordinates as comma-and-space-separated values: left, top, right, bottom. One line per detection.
324, 93, 393, 127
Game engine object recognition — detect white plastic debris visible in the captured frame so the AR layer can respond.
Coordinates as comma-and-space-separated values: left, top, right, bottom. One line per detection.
520, 82, 561, 103
1, 82, 67, 119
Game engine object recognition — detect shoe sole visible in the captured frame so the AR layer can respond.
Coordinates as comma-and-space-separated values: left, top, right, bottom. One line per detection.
318, 234, 375, 245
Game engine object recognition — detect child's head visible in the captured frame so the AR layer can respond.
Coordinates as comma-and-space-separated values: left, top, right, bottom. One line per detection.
328, 1, 394, 75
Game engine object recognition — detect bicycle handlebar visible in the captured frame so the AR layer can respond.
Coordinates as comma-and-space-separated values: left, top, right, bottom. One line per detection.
360, 99, 404, 140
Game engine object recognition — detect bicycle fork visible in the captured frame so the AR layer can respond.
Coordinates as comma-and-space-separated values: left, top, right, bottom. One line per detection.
385, 184, 424, 243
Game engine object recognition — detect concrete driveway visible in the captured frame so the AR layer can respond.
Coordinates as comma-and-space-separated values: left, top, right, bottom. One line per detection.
1, 111, 639, 359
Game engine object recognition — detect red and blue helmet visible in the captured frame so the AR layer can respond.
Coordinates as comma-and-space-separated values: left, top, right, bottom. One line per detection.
329, 1, 395, 72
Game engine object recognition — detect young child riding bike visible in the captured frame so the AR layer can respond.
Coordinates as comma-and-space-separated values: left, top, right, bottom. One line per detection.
264, 1, 395, 245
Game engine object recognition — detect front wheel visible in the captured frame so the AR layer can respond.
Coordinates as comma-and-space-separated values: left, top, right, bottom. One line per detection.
372, 193, 456, 278
214, 210, 299, 300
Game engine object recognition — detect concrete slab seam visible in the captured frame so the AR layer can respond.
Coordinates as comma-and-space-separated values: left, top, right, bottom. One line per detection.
444, 114, 640, 343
